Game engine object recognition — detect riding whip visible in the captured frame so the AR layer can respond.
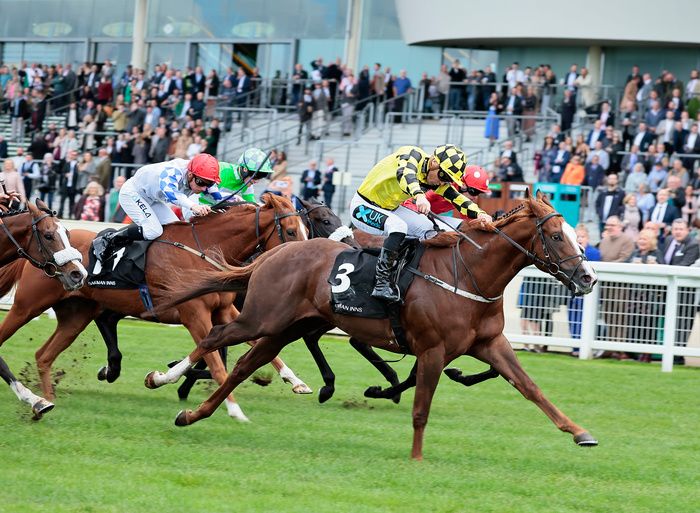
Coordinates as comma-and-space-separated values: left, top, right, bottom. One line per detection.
426, 211, 483, 250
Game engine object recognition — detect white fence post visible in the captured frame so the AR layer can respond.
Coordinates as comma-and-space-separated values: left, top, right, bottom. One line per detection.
662, 276, 679, 372
579, 278, 600, 360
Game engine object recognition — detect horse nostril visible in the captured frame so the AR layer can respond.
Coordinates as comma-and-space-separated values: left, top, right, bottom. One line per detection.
582, 274, 593, 284
70, 270, 84, 283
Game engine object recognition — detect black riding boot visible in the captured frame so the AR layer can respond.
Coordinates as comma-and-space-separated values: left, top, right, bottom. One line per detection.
371, 232, 404, 302
95, 224, 144, 262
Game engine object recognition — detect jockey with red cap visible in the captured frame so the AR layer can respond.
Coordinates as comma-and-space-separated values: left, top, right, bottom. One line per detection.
406, 165, 491, 218
95, 154, 222, 261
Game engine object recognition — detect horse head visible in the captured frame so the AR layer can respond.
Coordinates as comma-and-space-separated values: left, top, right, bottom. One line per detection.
298, 198, 357, 246
522, 191, 597, 296
22, 200, 87, 290
257, 193, 308, 250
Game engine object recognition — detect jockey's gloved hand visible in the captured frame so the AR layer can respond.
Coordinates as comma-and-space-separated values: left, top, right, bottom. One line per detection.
415, 195, 431, 214
477, 212, 493, 223
191, 204, 212, 216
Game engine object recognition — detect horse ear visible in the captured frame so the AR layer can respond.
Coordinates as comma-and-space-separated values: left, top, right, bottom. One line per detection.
35, 198, 48, 211
26, 201, 39, 215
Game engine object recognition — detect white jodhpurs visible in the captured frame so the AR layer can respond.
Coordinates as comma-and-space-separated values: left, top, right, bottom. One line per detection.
349, 192, 462, 239
119, 180, 179, 240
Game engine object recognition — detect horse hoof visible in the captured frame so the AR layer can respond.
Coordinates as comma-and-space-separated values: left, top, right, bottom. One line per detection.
443, 368, 462, 380
31, 399, 55, 420
144, 371, 161, 389
174, 410, 191, 426
97, 366, 108, 381
574, 432, 598, 446
364, 386, 382, 399
391, 394, 401, 405
318, 385, 335, 404
292, 383, 313, 394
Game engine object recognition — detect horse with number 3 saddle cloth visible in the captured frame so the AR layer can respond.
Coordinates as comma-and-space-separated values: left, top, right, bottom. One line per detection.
88, 227, 152, 290
328, 240, 425, 320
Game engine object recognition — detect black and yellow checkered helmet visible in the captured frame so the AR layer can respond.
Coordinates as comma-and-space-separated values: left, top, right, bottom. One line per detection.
433, 144, 467, 183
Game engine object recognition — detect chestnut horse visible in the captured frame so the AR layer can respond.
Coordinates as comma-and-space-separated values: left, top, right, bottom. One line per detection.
148, 192, 599, 460
0, 200, 88, 417
0, 194, 307, 421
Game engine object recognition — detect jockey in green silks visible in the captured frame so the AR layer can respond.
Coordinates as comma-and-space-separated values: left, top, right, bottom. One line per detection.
198, 148, 273, 206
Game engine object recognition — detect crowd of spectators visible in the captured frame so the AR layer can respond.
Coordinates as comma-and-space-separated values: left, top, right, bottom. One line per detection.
0, 60, 227, 221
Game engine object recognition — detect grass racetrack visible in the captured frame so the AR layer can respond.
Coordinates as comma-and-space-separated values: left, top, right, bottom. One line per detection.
1, 314, 699, 513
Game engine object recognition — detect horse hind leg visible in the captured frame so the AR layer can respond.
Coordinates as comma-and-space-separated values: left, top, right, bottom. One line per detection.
443, 366, 499, 387
176, 335, 289, 427
365, 361, 416, 404
351, 338, 403, 404
95, 310, 125, 383
1, 356, 54, 419
471, 334, 597, 447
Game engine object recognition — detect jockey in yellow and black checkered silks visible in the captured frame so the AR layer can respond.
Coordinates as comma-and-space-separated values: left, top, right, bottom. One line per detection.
353, 144, 490, 302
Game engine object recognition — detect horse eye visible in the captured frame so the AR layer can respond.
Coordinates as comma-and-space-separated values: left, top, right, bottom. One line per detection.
552, 233, 562, 242
43, 232, 55, 241
286, 229, 296, 236
322, 219, 331, 225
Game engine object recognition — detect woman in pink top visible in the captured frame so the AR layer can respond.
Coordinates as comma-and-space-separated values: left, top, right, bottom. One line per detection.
0, 159, 27, 204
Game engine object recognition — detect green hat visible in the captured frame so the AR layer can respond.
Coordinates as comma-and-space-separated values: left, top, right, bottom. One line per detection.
238, 148, 272, 176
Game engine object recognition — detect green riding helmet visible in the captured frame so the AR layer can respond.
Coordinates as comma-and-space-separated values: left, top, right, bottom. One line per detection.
238, 148, 273, 180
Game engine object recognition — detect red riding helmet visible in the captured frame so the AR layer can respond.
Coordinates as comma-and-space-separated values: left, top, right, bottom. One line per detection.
461, 165, 490, 194
188, 153, 221, 184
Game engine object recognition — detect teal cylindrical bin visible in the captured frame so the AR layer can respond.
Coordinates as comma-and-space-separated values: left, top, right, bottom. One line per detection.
533, 183, 581, 226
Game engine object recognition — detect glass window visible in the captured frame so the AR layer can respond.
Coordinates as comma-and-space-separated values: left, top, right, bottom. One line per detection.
196, 44, 234, 75
147, 0, 348, 39
362, 0, 402, 40
442, 48, 499, 73
149, 43, 187, 71
1, 44, 23, 67
96, 42, 134, 78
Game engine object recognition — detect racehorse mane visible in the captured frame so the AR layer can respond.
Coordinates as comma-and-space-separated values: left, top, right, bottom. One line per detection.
169, 193, 291, 227
422, 196, 552, 249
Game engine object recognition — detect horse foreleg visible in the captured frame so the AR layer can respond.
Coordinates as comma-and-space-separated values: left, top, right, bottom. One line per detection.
35, 299, 99, 400
0, 356, 54, 419
411, 346, 445, 461
297, 329, 336, 402
470, 334, 597, 446
176, 335, 288, 427
95, 310, 125, 383
443, 366, 499, 387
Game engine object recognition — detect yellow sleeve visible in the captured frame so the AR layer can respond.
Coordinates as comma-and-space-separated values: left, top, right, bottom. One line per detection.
396, 149, 424, 198
436, 184, 485, 219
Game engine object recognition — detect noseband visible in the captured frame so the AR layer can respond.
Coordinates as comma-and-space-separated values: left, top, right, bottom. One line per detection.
492, 211, 586, 290
0, 208, 80, 278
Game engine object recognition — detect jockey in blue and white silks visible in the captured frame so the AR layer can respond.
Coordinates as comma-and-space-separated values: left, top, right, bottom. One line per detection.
95, 154, 222, 261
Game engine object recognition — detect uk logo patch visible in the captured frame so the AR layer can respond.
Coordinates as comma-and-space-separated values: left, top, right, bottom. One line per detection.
353, 205, 386, 230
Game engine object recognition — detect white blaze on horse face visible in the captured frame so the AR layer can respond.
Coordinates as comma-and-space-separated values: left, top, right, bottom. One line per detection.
54, 223, 88, 277
298, 218, 309, 240
562, 222, 596, 280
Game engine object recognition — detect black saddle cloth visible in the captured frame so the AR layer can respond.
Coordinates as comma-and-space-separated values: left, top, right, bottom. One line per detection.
87, 228, 152, 289
328, 240, 425, 319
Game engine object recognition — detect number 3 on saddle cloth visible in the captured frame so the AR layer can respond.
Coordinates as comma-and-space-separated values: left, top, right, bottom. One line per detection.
88, 228, 156, 314
328, 240, 425, 319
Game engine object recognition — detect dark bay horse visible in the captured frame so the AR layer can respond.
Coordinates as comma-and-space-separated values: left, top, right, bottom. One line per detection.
0, 200, 88, 417
149, 192, 598, 459
0, 194, 307, 421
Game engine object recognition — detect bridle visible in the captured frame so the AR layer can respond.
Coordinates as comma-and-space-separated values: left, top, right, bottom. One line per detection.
298, 202, 328, 239
0, 208, 82, 278
491, 211, 587, 291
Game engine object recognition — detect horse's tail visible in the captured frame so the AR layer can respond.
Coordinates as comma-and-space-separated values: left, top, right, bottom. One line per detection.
156, 255, 267, 313
0, 260, 25, 297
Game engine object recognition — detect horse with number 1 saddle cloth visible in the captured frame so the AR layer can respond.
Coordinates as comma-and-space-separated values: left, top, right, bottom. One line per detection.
88, 228, 152, 289
328, 239, 425, 319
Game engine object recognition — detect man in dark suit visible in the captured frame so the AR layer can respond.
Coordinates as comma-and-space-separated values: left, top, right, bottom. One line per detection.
0, 135, 8, 159
586, 120, 606, 147
58, 150, 80, 219
662, 219, 700, 350
504, 84, 523, 137
188, 66, 206, 95
649, 189, 680, 231
595, 173, 626, 231
682, 123, 700, 171
632, 123, 655, 152
560, 89, 576, 132
10, 91, 29, 141
597, 101, 615, 127
300, 160, 322, 200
